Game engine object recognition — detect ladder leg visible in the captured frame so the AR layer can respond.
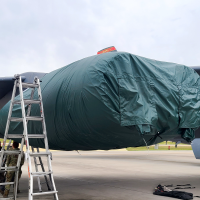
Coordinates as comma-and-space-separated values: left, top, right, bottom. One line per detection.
50, 174, 59, 200
28, 147, 33, 200
14, 168, 19, 200
25, 81, 36, 199
47, 155, 58, 200
16, 76, 33, 200
14, 137, 25, 199
29, 174, 33, 200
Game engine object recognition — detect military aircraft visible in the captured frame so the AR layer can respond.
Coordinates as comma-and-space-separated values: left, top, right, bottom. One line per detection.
0, 47, 200, 158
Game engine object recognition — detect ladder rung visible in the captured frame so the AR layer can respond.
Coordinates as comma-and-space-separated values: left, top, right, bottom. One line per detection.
29, 152, 51, 157
1, 166, 18, 170
31, 171, 53, 176
1, 167, 18, 172
10, 116, 43, 122
28, 134, 45, 138
17, 83, 39, 88
7, 134, 23, 138
26, 116, 43, 121
10, 117, 23, 122
7, 134, 45, 139
14, 99, 40, 105
3, 150, 21, 154
32, 191, 57, 196
0, 182, 14, 186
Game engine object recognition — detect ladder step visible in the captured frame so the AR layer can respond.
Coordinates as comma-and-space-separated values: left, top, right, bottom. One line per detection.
10, 117, 23, 122
10, 116, 43, 122
7, 134, 23, 138
28, 134, 45, 138
0, 182, 14, 186
3, 150, 21, 154
29, 152, 51, 157
1, 167, 18, 171
32, 191, 57, 196
17, 83, 39, 88
7, 134, 45, 138
31, 171, 53, 176
26, 116, 43, 121
1, 166, 17, 170
14, 99, 40, 105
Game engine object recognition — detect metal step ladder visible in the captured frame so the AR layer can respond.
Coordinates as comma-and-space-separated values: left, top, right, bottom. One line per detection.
0, 75, 58, 200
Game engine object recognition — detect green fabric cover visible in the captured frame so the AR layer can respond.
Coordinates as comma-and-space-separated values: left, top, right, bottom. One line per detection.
0, 52, 199, 150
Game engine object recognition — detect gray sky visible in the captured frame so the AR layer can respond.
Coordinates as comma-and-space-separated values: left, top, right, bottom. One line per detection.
0, 0, 200, 76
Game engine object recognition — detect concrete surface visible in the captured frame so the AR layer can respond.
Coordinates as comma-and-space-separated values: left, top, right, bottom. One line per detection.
5, 150, 200, 199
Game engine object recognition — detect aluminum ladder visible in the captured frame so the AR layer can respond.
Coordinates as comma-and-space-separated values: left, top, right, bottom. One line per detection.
0, 75, 58, 200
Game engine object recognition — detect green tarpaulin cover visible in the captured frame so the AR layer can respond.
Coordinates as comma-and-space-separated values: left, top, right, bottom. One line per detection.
0, 52, 199, 150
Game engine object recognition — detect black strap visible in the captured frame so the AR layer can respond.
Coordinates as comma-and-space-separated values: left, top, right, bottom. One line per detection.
165, 184, 173, 187
163, 184, 192, 187
177, 184, 191, 186
174, 187, 195, 189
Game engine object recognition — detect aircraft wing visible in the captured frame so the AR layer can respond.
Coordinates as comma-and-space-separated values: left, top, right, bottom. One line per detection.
191, 66, 200, 75
0, 72, 46, 110
0, 76, 25, 99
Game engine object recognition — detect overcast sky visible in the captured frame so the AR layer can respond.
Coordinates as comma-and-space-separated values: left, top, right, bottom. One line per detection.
0, 0, 200, 76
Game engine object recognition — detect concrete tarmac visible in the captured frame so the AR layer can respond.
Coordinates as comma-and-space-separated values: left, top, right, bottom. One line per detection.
5, 150, 200, 200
